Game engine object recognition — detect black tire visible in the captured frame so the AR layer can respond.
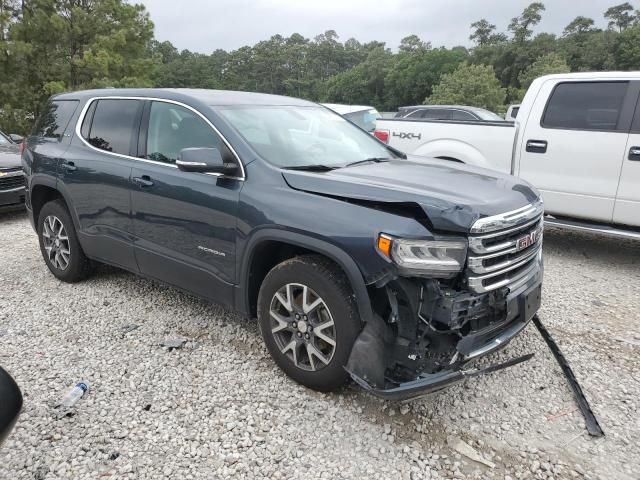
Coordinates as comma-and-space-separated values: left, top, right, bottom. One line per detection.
37, 199, 92, 282
257, 255, 361, 392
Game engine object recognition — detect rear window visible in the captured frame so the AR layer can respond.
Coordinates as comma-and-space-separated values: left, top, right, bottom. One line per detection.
344, 109, 380, 132
32, 100, 79, 139
542, 82, 628, 131
81, 99, 141, 155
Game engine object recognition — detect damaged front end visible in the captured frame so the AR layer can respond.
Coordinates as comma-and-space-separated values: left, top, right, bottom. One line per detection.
347, 202, 544, 401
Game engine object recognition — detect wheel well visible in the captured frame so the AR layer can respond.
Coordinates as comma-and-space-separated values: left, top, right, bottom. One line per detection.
247, 241, 337, 317
31, 185, 64, 223
436, 156, 463, 163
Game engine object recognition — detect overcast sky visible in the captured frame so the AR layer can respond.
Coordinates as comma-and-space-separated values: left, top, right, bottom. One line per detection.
142, 0, 619, 53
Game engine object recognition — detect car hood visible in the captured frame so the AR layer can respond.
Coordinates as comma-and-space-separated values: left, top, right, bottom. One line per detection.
282, 156, 540, 233
0, 144, 21, 170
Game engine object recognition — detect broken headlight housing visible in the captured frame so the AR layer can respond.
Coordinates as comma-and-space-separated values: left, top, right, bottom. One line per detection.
379, 235, 467, 278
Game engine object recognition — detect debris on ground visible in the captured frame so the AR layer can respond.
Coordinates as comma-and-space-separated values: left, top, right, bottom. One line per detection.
447, 435, 496, 469
160, 337, 187, 350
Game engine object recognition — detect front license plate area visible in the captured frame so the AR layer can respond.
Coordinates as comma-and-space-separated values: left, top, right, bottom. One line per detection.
523, 284, 542, 320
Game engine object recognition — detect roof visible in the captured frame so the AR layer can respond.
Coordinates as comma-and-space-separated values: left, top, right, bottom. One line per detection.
54, 88, 317, 107
322, 103, 377, 115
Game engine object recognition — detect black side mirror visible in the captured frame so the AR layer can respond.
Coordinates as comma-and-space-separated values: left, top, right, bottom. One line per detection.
176, 147, 235, 174
0, 366, 22, 446
9, 134, 23, 144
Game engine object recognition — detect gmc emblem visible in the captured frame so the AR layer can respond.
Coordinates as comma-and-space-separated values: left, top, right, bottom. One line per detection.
516, 231, 539, 251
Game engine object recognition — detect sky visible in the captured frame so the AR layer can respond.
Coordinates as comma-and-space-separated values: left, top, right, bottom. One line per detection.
142, 0, 619, 53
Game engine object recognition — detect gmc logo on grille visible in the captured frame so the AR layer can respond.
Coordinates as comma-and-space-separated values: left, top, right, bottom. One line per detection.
516, 231, 539, 251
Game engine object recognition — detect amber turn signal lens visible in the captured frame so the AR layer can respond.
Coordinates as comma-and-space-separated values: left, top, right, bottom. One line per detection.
377, 235, 392, 258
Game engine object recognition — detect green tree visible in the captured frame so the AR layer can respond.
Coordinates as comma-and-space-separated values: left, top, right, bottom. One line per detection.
509, 2, 546, 43
614, 24, 640, 69
563, 16, 596, 36
469, 19, 506, 46
604, 2, 636, 31
426, 63, 505, 112
512, 52, 569, 100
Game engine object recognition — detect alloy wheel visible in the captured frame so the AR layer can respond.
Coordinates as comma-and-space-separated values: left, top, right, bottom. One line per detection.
269, 283, 337, 372
42, 215, 71, 271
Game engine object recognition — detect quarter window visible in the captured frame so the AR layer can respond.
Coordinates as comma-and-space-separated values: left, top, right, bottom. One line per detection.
82, 99, 141, 155
33, 100, 79, 139
542, 82, 629, 131
145, 101, 222, 164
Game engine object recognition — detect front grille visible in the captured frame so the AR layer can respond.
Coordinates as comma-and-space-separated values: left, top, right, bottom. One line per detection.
467, 201, 544, 294
0, 173, 25, 191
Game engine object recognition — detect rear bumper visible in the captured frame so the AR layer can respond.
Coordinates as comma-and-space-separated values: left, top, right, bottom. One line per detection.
0, 187, 25, 213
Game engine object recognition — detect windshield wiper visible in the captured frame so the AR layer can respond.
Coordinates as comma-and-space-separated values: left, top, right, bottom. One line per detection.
343, 157, 391, 168
283, 164, 339, 172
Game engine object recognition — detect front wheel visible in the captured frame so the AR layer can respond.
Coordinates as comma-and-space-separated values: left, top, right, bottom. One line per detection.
37, 199, 93, 282
257, 255, 361, 392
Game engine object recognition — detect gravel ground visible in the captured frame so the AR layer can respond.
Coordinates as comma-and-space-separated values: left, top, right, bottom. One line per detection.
0, 210, 638, 479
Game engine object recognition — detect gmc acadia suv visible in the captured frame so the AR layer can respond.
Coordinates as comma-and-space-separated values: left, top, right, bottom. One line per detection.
23, 89, 543, 400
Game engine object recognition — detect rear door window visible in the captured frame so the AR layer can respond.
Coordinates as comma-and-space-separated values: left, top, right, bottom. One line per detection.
451, 110, 476, 121
542, 82, 629, 131
32, 100, 79, 139
81, 99, 142, 155
423, 109, 452, 120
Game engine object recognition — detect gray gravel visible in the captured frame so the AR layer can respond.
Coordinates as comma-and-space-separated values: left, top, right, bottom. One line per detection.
0, 210, 638, 479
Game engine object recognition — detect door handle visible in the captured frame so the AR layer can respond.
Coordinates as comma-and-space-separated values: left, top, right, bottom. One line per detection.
133, 175, 154, 187
61, 161, 77, 172
629, 146, 640, 161
526, 140, 547, 154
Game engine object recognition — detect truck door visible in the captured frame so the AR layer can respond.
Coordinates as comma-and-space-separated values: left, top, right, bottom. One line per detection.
516, 80, 636, 223
614, 89, 640, 227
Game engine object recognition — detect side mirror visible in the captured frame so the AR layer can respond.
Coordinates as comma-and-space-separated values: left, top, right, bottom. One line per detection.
9, 134, 23, 144
0, 366, 22, 446
176, 147, 235, 174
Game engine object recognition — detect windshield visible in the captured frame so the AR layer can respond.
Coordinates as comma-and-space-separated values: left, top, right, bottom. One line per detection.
216, 105, 392, 168
472, 108, 503, 121
344, 109, 380, 132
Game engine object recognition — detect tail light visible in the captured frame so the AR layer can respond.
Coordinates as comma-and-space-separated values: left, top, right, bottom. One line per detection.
19, 140, 26, 156
373, 129, 389, 144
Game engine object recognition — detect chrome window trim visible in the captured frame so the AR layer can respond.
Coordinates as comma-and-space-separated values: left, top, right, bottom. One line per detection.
74, 96, 246, 181
470, 200, 544, 234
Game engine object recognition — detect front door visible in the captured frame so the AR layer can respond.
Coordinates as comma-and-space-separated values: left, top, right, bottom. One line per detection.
130, 100, 242, 304
60, 98, 142, 270
516, 80, 636, 223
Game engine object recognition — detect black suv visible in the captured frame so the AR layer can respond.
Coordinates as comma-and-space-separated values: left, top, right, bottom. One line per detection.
23, 89, 543, 400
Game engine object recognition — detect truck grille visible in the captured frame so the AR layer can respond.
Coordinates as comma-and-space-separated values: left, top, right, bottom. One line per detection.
467, 201, 544, 294
0, 171, 25, 191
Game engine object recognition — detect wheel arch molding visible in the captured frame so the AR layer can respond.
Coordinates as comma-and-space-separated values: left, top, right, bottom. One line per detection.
238, 229, 374, 325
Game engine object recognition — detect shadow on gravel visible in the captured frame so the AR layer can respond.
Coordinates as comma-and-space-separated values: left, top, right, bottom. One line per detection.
543, 227, 640, 269
0, 209, 27, 222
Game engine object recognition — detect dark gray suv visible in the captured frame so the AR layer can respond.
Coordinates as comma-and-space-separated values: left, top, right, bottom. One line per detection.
23, 89, 543, 400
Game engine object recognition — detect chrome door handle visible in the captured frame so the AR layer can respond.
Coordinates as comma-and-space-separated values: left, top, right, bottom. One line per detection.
629, 147, 640, 161
526, 140, 547, 154
61, 161, 77, 172
133, 176, 154, 187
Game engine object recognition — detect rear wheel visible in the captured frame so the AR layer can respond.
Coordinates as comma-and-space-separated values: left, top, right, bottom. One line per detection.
37, 200, 92, 282
257, 255, 361, 392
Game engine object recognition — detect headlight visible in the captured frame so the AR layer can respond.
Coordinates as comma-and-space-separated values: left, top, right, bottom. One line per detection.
377, 235, 467, 277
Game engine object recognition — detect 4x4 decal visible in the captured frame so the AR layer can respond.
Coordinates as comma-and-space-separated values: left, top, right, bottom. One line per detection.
393, 131, 422, 140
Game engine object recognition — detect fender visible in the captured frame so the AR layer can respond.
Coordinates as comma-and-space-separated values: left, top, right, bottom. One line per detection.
29, 177, 83, 233
237, 228, 374, 325
413, 139, 489, 168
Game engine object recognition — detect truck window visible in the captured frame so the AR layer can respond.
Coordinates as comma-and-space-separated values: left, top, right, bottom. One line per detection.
451, 110, 476, 121
32, 100, 79, 139
542, 82, 628, 132
145, 101, 222, 164
82, 99, 141, 155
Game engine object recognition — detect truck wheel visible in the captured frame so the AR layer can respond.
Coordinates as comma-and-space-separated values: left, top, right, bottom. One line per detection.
37, 199, 92, 283
257, 255, 361, 392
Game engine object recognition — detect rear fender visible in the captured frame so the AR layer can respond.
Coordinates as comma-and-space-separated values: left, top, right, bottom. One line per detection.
413, 139, 489, 168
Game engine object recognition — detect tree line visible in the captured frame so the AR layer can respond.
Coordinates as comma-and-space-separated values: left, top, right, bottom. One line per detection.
1, 1, 640, 133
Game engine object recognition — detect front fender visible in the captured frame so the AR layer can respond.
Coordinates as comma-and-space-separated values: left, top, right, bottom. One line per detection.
238, 228, 374, 325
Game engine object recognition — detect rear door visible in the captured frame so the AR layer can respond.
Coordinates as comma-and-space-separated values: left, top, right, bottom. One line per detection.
516, 80, 636, 222
130, 100, 242, 304
60, 98, 142, 270
614, 88, 640, 227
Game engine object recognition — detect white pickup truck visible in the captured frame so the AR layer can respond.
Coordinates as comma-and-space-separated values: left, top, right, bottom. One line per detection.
374, 72, 640, 237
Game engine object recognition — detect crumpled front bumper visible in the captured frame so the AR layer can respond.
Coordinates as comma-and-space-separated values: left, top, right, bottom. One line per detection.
347, 264, 542, 401
349, 312, 536, 401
